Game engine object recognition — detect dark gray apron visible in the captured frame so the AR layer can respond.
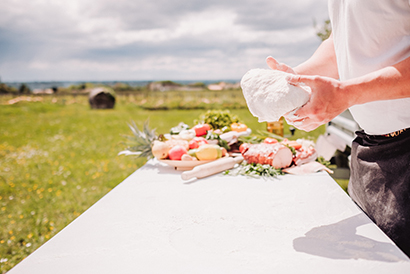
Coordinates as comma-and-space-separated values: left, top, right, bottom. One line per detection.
349, 129, 410, 257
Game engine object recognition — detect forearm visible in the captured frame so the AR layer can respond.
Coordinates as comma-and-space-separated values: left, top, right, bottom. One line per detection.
294, 34, 339, 79
343, 56, 410, 107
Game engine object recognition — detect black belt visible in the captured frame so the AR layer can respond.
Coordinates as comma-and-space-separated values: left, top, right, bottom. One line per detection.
354, 128, 410, 146
383, 128, 407, 138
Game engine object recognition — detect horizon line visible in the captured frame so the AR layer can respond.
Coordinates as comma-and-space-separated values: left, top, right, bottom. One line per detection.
2, 79, 241, 84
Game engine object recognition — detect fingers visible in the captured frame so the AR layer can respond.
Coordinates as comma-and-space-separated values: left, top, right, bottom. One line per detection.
286, 116, 319, 132
266, 56, 280, 70
293, 105, 310, 121
266, 56, 295, 74
284, 108, 301, 122
285, 74, 314, 86
285, 101, 311, 124
292, 118, 306, 128
284, 104, 318, 132
285, 115, 305, 129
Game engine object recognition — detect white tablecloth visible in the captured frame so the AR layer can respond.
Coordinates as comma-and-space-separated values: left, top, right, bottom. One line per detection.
8, 159, 410, 273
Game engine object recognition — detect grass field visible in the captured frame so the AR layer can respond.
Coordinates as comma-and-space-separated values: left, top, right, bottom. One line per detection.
0, 92, 329, 272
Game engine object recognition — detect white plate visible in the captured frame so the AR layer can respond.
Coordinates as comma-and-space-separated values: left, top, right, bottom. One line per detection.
158, 159, 215, 171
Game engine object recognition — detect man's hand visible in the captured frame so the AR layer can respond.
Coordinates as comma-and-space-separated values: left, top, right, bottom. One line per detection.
285, 74, 350, 132
266, 56, 296, 74
265, 56, 350, 132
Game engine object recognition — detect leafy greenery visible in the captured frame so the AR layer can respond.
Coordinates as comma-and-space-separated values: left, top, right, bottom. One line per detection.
196, 109, 240, 130
315, 19, 332, 41
120, 120, 158, 159
0, 84, 15, 94
17, 84, 31, 94
155, 80, 181, 86
205, 131, 230, 150
316, 156, 331, 168
225, 161, 285, 178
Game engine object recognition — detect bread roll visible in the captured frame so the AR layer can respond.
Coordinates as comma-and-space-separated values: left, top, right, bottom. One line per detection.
240, 69, 310, 122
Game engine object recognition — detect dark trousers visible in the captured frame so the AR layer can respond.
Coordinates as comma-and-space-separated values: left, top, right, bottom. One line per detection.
348, 129, 410, 257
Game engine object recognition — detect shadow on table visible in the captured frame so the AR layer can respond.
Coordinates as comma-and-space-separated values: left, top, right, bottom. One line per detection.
293, 214, 408, 262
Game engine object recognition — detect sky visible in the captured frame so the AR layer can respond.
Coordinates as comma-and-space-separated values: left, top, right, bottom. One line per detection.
0, 0, 329, 82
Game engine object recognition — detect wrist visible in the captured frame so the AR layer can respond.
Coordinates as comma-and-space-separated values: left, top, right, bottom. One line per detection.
339, 79, 364, 108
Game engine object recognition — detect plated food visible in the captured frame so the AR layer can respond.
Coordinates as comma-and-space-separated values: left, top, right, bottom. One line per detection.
119, 109, 329, 177
119, 110, 251, 171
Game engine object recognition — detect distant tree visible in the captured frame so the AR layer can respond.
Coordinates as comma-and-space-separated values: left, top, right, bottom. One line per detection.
315, 19, 332, 41
0, 83, 17, 94
18, 83, 31, 94
188, 82, 206, 88
157, 80, 181, 86
0, 84, 6, 94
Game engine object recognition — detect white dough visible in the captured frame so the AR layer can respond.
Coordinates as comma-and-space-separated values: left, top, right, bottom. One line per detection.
240, 68, 311, 122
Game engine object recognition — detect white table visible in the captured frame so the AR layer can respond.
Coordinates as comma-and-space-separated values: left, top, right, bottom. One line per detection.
8, 160, 410, 273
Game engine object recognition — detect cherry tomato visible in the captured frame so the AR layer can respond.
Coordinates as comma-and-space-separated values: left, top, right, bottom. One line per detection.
193, 124, 211, 136
239, 143, 250, 154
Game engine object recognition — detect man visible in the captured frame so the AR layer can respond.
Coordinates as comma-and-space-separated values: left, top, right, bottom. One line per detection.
267, 0, 410, 256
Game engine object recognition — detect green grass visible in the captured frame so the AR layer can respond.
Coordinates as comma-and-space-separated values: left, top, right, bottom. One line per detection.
0, 93, 327, 272
336, 179, 349, 193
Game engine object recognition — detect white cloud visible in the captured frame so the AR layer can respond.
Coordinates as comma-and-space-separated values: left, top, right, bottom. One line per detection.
0, 0, 329, 81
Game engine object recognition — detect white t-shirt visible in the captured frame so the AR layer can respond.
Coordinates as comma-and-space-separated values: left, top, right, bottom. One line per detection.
329, 0, 410, 135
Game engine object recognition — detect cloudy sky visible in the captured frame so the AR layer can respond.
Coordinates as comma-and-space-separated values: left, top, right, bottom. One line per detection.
0, 0, 328, 82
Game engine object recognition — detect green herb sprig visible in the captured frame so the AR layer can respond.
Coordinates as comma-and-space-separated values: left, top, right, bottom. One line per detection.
224, 161, 284, 178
